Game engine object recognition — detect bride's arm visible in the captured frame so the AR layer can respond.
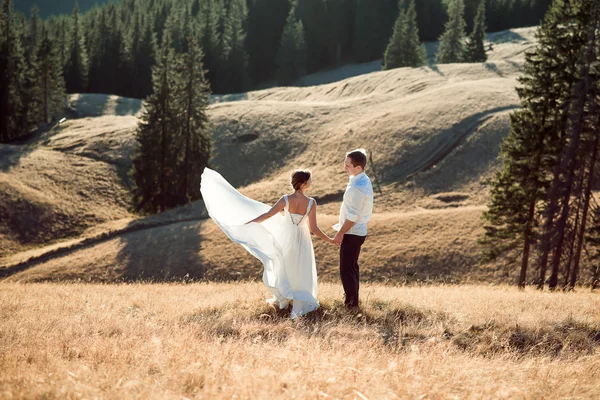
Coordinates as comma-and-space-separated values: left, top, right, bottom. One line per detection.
308, 201, 334, 243
245, 197, 286, 224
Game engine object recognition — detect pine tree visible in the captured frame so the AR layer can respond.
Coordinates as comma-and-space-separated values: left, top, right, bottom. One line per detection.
480, 0, 573, 288
135, 18, 157, 98
173, 35, 212, 204
383, 0, 426, 70
199, 0, 222, 92
219, 0, 250, 93
57, 17, 67, 69
65, 3, 88, 93
33, 28, 66, 123
296, 0, 330, 73
132, 36, 177, 213
0, 0, 28, 142
436, 0, 466, 64
465, 0, 487, 63
544, 1, 600, 290
275, 4, 307, 86
246, 0, 291, 86
354, 0, 396, 63
26, 4, 41, 57
87, 7, 108, 93
481, 0, 600, 289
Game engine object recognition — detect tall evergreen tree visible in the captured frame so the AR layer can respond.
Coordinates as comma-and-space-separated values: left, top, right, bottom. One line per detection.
57, 17, 68, 69
219, 0, 250, 93
199, 0, 222, 92
173, 35, 212, 204
26, 4, 41, 56
275, 3, 307, 86
465, 0, 487, 63
383, 0, 426, 70
137, 17, 157, 98
481, 0, 600, 289
296, 0, 330, 73
246, 0, 290, 85
436, 0, 466, 64
353, 0, 396, 62
32, 28, 66, 123
87, 7, 109, 93
64, 3, 88, 93
0, 0, 28, 142
132, 35, 177, 213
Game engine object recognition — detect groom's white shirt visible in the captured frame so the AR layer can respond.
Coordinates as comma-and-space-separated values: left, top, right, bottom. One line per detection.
333, 172, 373, 237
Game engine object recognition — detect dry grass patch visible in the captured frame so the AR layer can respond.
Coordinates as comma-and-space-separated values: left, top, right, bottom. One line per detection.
1, 282, 599, 399
0, 145, 133, 258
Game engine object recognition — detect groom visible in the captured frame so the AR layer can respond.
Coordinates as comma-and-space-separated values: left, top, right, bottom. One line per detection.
333, 149, 374, 310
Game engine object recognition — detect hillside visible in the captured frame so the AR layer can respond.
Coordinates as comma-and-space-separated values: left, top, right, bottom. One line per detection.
1, 27, 565, 284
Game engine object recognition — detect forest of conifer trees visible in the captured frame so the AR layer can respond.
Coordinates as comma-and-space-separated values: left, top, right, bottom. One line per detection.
2, 0, 552, 143
481, 0, 600, 290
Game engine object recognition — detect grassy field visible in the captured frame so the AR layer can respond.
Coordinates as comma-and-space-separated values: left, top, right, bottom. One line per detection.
1, 282, 599, 399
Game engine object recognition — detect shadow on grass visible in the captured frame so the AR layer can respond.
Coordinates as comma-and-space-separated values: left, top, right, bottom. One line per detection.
182, 298, 600, 358
115, 218, 208, 282
0, 144, 35, 172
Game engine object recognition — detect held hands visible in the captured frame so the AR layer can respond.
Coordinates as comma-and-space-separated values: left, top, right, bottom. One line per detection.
333, 232, 344, 246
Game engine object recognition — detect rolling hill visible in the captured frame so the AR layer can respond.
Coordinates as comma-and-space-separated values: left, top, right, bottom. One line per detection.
2, 27, 567, 285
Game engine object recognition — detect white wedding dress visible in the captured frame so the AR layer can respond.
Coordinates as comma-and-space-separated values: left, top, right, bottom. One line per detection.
200, 168, 319, 319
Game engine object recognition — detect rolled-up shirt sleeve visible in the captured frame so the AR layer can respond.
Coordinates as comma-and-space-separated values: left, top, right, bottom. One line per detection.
345, 187, 365, 222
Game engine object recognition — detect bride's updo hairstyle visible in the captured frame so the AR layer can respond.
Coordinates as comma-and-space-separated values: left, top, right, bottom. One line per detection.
291, 170, 311, 191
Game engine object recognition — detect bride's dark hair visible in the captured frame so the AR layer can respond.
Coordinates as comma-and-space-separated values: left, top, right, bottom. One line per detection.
291, 170, 311, 190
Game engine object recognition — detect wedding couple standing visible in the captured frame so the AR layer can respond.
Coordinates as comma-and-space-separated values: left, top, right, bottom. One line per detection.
200, 149, 374, 319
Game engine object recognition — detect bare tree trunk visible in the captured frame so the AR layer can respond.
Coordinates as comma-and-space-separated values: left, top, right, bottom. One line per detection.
567, 23, 598, 290
564, 169, 586, 287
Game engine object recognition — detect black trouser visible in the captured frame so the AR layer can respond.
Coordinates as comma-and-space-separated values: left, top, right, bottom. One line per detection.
340, 234, 366, 308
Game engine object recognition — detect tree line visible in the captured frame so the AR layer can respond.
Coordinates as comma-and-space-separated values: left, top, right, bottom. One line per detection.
481, 0, 600, 290
1, 0, 552, 143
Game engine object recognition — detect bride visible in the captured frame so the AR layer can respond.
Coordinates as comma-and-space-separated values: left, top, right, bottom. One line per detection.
200, 168, 334, 319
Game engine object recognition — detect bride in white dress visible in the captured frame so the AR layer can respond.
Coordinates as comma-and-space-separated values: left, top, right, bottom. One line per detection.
200, 168, 334, 319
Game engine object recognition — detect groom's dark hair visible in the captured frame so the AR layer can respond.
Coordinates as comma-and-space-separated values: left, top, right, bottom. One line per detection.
346, 149, 367, 169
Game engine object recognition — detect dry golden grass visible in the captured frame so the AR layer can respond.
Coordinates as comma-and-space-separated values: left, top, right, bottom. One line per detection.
1, 282, 599, 399
3, 206, 497, 285
0, 145, 133, 259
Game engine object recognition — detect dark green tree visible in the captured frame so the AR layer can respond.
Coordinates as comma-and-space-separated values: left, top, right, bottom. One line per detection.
465, 0, 487, 62
275, 3, 307, 86
354, 0, 396, 62
198, 0, 222, 91
246, 0, 290, 85
32, 28, 66, 123
219, 0, 250, 93
436, 0, 466, 64
481, 0, 600, 289
383, 0, 426, 70
26, 4, 41, 56
64, 3, 88, 93
0, 0, 28, 142
132, 36, 178, 213
173, 35, 212, 204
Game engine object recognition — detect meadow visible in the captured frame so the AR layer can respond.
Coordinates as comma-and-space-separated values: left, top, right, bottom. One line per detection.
1, 282, 599, 399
